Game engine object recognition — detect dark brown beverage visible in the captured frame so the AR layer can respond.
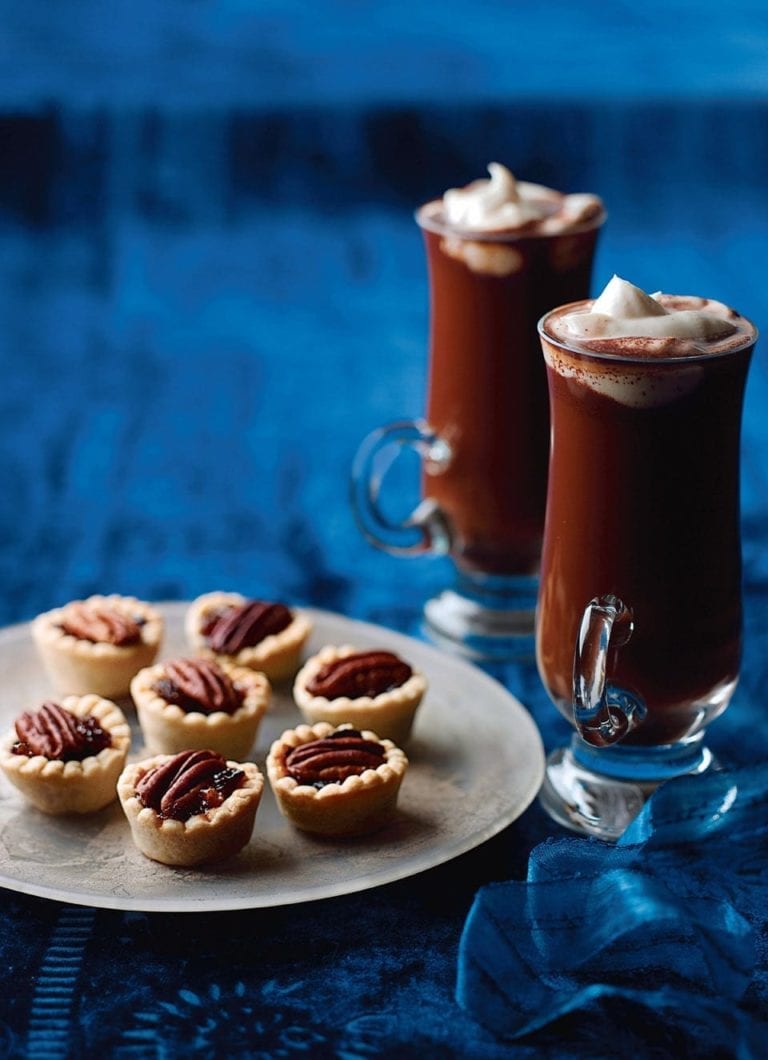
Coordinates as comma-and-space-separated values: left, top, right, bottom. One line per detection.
537, 296, 756, 747
417, 190, 604, 577
351, 167, 605, 660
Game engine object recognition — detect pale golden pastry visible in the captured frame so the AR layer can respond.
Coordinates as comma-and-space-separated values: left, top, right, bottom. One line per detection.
32, 594, 163, 699
185, 591, 311, 681
131, 656, 269, 760
0, 694, 131, 815
267, 722, 408, 837
293, 645, 426, 745
117, 749, 263, 866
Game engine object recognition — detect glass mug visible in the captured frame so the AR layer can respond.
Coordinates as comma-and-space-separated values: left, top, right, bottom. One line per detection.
351, 203, 605, 660
535, 298, 757, 839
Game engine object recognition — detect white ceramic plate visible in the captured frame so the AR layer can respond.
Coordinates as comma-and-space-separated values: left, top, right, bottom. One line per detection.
0, 604, 544, 912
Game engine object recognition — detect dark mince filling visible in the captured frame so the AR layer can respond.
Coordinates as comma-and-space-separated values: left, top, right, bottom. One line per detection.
135, 749, 245, 821
152, 658, 244, 715
13, 701, 112, 762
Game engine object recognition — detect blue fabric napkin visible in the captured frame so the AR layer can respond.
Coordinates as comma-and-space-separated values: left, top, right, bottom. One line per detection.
456, 764, 768, 1054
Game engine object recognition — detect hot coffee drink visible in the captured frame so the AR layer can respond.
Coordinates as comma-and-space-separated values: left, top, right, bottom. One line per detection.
417, 164, 604, 576
536, 275, 756, 836
352, 164, 604, 659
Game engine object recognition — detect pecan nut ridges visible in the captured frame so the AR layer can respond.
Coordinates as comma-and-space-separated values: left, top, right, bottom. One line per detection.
154, 658, 242, 715
204, 601, 293, 655
118, 749, 263, 866
60, 603, 142, 646
306, 651, 412, 700
285, 729, 386, 786
0, 694, 131, 815
186, 592, 312, 682
13, 701, 112, 761
32, 595, 164, 699
131, 656, 269, 760
267, 722, 409, 837
294, 646, 427, 746
135, 749, 245, 822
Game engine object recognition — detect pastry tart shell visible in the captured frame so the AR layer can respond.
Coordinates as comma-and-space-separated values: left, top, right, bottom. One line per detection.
32, 595, 163, 699
131, 661, 270, 760
293, 645, 426, 746
267, 721, 408, 837
0, 694, 131, 815
186, 592, 311, 682
117, 755, 263, 867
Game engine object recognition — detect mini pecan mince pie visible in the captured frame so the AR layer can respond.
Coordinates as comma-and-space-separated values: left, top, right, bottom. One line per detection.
293, 646, 427, 745
267, 723, 408, 837
185, 591, 311, 681
131, 657, 270, 760
117, 748, 263, 866
0, 695, 131, 814
32, 594, 164, 699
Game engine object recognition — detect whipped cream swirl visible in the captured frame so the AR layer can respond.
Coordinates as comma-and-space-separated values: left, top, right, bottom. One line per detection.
542, 276, 755, 408
559, 275, 740, 343
440, 162, 601, 234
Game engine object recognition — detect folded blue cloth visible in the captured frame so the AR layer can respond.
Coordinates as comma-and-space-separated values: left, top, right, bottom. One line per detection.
457, 764, 768, 1053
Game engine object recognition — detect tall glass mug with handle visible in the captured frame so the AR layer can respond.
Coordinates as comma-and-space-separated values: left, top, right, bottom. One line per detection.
351, 164, 605, 659
536, 276, 757, 839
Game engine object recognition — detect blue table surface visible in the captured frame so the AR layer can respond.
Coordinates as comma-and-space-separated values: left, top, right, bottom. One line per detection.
1, 3, 768, 1056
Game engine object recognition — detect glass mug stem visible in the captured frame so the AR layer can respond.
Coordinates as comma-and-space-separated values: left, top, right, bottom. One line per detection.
350, 419, 453, 556
573, 594, 646, 747
351, 419, 539, 659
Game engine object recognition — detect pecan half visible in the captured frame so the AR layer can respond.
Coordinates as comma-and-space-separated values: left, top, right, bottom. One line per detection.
204, 601, 292, 654
135, 749, 245, 821
285, 729, 386, 786
61, 603, 142, 647
153, 658, 243, 715
306, 651, 412, 699
13, 701, 112, 761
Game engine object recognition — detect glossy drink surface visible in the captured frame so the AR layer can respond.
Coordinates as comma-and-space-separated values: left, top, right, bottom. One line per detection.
537, 306, 755, 746
420, 218, 601, 576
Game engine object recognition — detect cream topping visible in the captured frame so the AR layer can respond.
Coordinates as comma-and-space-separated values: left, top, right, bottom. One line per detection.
443, 163, 553, 230
558, 275, 740, 343
439, 162, 601, 234
541, 278, 756, 409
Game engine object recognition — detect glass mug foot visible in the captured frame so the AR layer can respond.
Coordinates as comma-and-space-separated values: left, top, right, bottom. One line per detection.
351, 419, 540, 662
539, 734, 716, 841
423, 571, 538, 662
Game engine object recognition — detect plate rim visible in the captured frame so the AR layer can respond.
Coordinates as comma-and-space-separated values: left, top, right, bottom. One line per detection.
0, 603, 545, 912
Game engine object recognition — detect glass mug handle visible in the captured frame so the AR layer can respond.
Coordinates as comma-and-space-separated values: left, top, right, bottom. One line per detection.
572, 594, 646, 747
351, 419, 453, 556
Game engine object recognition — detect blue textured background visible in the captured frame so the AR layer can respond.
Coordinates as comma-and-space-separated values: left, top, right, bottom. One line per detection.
1, 2, 767, 1056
